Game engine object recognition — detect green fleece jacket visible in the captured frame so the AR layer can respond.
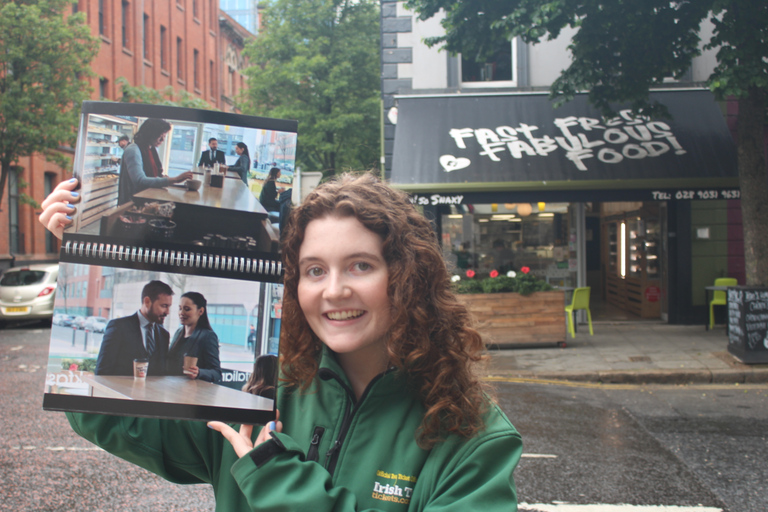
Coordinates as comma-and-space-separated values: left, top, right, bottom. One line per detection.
67, 352, 522, 511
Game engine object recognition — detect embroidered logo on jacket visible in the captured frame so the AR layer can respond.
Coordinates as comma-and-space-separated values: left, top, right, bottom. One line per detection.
371, 470, 417, 505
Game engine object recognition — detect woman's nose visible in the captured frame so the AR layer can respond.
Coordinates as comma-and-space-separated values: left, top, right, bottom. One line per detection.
323, 272, 351, 300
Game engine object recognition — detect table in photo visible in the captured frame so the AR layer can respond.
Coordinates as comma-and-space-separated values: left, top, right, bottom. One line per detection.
133, 171, 267, 217
84, 375, 273, 410
704, 285, 730, 331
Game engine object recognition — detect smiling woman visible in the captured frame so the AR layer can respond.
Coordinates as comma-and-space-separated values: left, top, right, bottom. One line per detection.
54, 172, 522, 511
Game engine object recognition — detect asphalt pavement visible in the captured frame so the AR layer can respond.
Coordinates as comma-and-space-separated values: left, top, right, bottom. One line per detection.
486, 320, 768, 385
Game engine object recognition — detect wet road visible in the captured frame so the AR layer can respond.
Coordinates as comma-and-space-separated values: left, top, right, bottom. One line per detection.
501, 380, 767, 512
3, 325, 766, 511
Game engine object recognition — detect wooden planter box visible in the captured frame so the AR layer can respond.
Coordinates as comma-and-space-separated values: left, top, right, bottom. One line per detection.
458, 291, 566, 347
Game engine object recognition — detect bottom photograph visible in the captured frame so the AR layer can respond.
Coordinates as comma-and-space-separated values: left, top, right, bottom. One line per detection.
43, 262, 282, 425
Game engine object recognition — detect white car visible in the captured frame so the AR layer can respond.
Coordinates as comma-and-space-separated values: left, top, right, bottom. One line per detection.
0, 264, 58, 326
83, 316, 109, 333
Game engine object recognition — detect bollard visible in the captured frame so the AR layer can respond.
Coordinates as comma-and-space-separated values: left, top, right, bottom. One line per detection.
84, 330, 89, 351
72, 327, 76, 347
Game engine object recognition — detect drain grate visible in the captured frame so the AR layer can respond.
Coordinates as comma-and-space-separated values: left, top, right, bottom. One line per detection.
629, 356, 652, 363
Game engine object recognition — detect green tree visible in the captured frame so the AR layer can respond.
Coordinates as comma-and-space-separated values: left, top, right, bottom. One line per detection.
116, 77, 214, 110
0, 0, 99, 209
407, 0, 768, 286
241, 0, 381, 178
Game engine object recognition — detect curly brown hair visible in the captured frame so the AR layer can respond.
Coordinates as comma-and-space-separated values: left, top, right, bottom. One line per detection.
280, 172, 488, 448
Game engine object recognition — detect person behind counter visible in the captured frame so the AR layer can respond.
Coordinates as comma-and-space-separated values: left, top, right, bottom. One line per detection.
258, 167, 284, 212
39, 172, 522, 511
167, 291, 222, 383
227, 142, 251, 185
118, 118, 193, 205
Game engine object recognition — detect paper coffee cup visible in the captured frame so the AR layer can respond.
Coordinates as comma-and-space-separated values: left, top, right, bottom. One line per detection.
133, 359, 149, 379
183, 355, 198, 375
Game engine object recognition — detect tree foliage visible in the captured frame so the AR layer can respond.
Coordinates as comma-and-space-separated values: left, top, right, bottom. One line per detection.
116, 77, 214, 110
407, 0, 768, 285
241, 0, 381, 177
0, 0, 99, 210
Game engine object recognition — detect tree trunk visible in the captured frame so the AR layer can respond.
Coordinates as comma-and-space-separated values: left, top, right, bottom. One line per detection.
737, 87, 768, 286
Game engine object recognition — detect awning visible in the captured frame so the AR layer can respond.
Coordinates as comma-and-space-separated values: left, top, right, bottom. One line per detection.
391, 90, 738, 194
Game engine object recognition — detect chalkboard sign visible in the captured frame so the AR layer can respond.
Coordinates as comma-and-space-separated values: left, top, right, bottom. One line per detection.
727, 286, 768, 364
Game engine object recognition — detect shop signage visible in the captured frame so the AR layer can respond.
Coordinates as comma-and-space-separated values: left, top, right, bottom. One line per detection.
392, 91, 737, 187
645, 286, 661, 303
650, 189, 740, 200
727, 287, 768, 364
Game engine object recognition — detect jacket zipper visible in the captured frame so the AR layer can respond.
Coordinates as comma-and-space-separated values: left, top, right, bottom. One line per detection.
306, 426, 326, 462
322, 370, 387, 476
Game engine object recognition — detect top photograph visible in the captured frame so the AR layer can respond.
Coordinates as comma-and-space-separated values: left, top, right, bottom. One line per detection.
68, 102, 298, 254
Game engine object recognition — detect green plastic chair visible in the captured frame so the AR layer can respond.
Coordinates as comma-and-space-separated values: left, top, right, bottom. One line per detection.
565, 287, 593, 338
709, 277, 738, 329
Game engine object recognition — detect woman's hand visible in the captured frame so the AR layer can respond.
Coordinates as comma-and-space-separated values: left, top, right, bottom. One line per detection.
185, 365, 199, 379
39, 178, 81, 240
208, 411, 283, 458
170, 171, 194, 184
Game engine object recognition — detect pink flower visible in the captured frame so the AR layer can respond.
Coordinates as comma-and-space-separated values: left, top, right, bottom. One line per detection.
466, 269, 476, 278
490, 270, 499, 278
521, 266, 530, 274
69, 364, 78, 371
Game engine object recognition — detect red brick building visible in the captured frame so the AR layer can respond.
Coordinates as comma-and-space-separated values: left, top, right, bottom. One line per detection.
1, 0, 254, 270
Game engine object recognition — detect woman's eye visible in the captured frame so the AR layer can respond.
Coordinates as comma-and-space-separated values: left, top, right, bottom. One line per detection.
307, 267, 324, 277
353, 262, 372, 272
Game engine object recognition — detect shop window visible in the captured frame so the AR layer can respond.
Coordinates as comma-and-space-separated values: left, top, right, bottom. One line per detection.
461, 38, 517, 87
441, 202, 573, 286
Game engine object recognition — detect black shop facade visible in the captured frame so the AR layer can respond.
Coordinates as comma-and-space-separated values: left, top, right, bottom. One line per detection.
389, 89, 741, 324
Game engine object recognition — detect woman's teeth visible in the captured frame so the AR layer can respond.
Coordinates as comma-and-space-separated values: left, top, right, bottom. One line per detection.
326, 310, 364, 321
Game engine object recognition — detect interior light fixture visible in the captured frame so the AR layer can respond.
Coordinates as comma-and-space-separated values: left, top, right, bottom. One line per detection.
620, 222, 626, 278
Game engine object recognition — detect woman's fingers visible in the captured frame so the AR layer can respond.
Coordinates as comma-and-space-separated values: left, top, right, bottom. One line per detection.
208, 422, 255, 458
39, 178, 81, 240
208, 412, 282, 459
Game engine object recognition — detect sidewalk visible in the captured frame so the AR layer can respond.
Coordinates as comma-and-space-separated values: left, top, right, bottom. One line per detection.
486, 321, 768, 384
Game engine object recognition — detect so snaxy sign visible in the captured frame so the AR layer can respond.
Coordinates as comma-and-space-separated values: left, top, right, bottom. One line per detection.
391, 91, 737, 186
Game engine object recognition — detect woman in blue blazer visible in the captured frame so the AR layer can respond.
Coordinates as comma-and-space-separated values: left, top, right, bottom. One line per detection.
228, 142, 251, 185
167, 291, 222, 383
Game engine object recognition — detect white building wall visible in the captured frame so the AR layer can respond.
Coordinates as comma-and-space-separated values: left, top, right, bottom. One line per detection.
527, 27, 577, 88
400, 3, 448, 89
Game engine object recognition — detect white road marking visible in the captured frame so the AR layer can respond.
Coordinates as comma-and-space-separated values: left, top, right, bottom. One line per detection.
10, 346, 23, 351
10, 445, 103, 452
522, 453, 558, 458
520, 504, 722, 512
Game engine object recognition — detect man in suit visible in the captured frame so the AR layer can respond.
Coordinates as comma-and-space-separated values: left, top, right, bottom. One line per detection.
95, 280, 174, 376
198, 138, 227, 167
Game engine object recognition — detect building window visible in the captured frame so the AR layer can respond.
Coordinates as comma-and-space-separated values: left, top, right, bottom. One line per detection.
177, 37, 184, 80
99, 78, 109, 99
193, 49, 199, 89
160, 25, 167, 70
8, 170, 20, 254
461, 38, 517, 87
210, 60, 215, 98
143, 14, 150, 60
228, 66, 235, 97
72, 1, 78, 14
193, 0, 198, 18
121, 1, 130, 48
209, 0, 217, 31
44, 174, 57, 253
98, 0, 106, 36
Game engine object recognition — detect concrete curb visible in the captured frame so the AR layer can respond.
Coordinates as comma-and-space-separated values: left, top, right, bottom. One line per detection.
486, 368, 768, 385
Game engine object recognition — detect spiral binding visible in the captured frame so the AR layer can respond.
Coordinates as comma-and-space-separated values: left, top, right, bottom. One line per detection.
62, 240, 282, 276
